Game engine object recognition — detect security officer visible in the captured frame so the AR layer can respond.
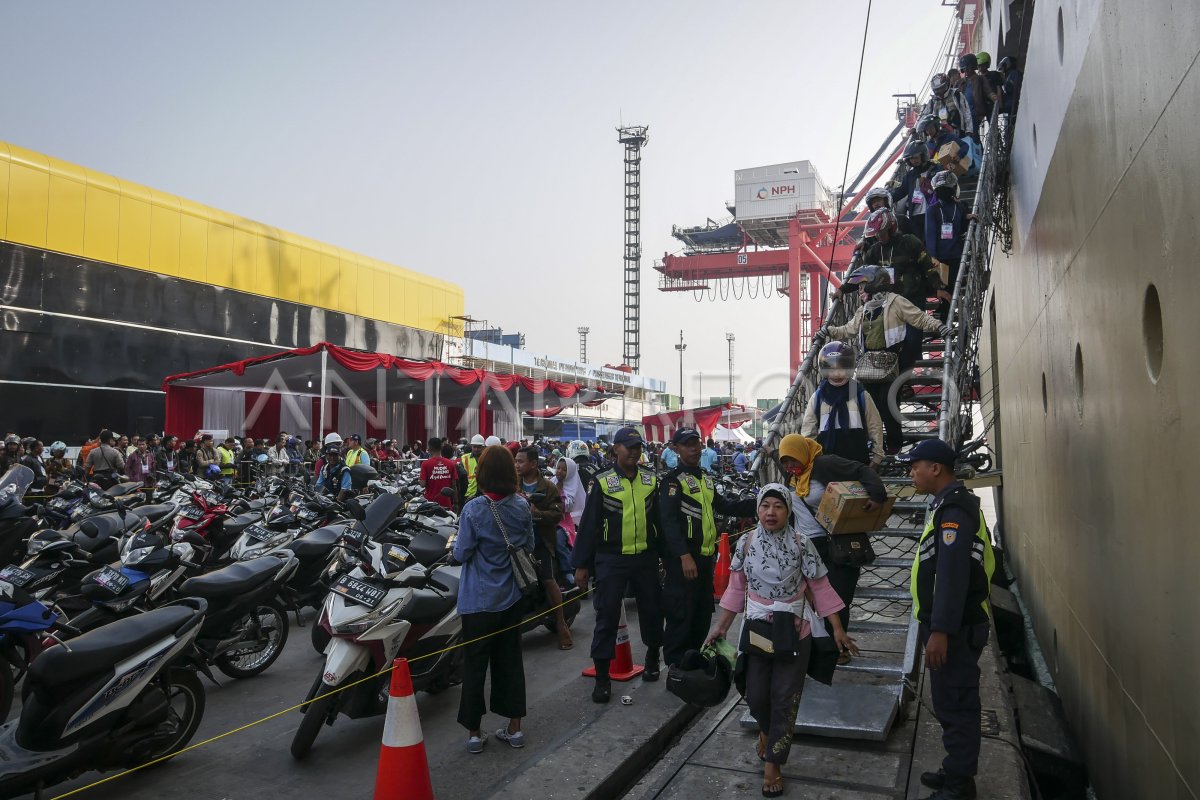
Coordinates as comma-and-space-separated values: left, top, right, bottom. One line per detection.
573, 426, 664, 704
899, 439, 994, 800
458, 434, 484, 502
659, 428, 757, 667
315, 442, 353, 503
343, 434, 371, 467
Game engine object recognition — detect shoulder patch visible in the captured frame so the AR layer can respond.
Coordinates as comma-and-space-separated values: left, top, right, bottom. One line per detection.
605, 475, 622, 493
640, 472, 654, 486
941, 528, 957, 546
703, 475, 714, 490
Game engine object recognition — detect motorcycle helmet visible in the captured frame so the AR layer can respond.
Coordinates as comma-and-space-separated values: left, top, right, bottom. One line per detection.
845, 265, 893, 296
863, 208, 898, 239
205, 464, 221, 478
484, 435, 502, 447
998, 55, 1018, 74
818, 341, 856, 372
666, 647, 733, 708
917, 114, 941, 139
49, 441, 67, 457
864, 187, 892, 212
931, 170, 959, 198
958, 53, 978, 71
976, 51, 992, 69
902, 139, 929, 167
287, 436, 300, 447
930, 72, 949, 97
323, 432, 342, 446
565, 440, 590, 461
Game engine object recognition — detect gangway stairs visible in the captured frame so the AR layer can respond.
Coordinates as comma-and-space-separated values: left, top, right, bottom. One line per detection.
745, 104, 1007, 742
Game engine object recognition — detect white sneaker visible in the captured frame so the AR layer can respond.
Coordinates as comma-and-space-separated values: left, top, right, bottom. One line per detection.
495, 727, 525, 748
466, 731, 488, 754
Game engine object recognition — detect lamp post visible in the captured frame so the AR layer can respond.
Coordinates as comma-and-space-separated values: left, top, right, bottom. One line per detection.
674, 330, 686, 409
726, 332, 735, 431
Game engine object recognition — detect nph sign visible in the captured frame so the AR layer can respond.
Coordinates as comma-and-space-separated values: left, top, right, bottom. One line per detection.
754, 183, 798, 200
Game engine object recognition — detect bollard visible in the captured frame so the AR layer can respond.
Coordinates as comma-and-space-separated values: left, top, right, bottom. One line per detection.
373, 658, 434, 800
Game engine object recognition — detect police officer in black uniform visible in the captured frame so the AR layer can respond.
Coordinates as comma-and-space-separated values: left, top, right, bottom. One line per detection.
658, 428, 757, 667
573, 427, 664, 704
899, 439, 995, 800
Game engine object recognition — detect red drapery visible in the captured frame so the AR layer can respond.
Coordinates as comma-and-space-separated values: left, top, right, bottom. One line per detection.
164, 385, 204, 439
405, 404, 426, 448
642, 405, 731, 443
244, 392, 281, 440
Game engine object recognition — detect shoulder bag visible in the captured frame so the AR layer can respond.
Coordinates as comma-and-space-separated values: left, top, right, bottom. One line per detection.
801, 497, 876, 568
487, 498, 542, 599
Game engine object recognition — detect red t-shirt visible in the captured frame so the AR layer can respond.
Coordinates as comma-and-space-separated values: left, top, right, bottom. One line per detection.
421, 457, 458, 508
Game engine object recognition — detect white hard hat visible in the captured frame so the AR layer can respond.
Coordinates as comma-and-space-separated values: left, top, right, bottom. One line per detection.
470, 434, 486, 446
323, 432, 343, 445
484, 435, 502, 447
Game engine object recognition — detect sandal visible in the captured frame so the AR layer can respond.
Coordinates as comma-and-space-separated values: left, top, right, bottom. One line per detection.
557, 627, 573, 650
761, 776, 784, 797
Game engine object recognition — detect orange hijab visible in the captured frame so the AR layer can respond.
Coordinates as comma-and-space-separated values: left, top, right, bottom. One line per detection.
778, 434, 823, 497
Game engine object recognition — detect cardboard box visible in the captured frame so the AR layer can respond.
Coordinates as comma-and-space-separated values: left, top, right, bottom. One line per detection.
815, 481, 896, 535
935, 140, 971, 176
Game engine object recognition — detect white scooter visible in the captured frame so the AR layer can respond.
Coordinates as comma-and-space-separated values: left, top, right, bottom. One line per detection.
290, 530, 461, 759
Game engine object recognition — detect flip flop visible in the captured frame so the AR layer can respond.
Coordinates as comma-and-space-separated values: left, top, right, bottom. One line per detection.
762, 777, 784, 797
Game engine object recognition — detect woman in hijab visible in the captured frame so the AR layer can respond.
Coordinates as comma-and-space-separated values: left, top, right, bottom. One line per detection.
775, 433, 886, 662
706, 484, 858, 798
553, 457, 587, 586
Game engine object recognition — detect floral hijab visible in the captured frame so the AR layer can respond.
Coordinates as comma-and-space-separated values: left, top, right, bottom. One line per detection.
731, 483, 828, 601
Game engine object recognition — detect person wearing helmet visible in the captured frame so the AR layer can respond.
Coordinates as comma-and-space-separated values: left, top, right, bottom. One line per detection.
924, 72, 974, 138
484, 435, 502, 448
925, 171, 976, 320
823, 266, 949, 452
323, 431, 343, 447
859, 207, 945, 315
316, 442, 353, 502
44, 440, 73, 489
459, 434, 486, 502
565, 440, 598, 491
802, 342, 884, 467
888, 139, 938, 238
659, 427, 757, 668
998, 55, 1022, 114
849, 188, 896, 269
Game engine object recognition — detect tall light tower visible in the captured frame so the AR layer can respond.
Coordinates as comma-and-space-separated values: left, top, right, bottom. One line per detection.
674, 329, 686, 408
726, 332, 736, 430
617, 125, 649, 371
577, 327, 590, 364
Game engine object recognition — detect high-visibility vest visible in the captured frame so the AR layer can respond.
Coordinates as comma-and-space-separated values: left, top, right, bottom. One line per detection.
217, 446, 235, 476
345, 448, 366, 467
595, 467, 658, 555
910, 489, 995, 626
674, 470, 719, 556
460, 453, 479, 498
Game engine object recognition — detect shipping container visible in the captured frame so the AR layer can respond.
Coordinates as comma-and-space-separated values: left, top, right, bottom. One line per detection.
733, 160, 834, 221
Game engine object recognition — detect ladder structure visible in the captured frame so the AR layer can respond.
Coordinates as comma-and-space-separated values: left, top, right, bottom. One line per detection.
617, 125, 649, 372
749, 103, 1008, 741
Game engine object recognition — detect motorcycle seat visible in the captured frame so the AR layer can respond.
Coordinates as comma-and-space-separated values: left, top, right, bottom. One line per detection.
406, 532, 449, 567
179, 557, 284, 599
29, 605, 197, 689
404, 587, 457, 625
286, 527, 339, 559
223, 513, 258, 536
73, 513, 142, 552
136, 503, 176, 523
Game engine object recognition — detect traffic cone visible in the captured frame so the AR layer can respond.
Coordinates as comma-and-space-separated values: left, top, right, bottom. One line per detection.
712, 532, 731, 600
373, 658, 434, 800
582, 602, 644, 681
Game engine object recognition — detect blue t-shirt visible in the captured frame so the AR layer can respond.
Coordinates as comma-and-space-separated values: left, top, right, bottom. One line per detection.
661, 448, 679, 470
732, 452, 748, 473
700, 448, 718, 473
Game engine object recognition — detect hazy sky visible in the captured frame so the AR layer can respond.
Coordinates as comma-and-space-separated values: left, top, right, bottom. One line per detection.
1, 0, 953, 403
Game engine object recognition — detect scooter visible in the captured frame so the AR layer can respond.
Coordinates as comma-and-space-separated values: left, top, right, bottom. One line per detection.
290, 534, 461, 759
0, 579, 75, 722
0, 598, 209, 799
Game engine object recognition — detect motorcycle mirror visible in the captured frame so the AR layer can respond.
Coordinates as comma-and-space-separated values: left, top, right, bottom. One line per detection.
179, 531, 206, 546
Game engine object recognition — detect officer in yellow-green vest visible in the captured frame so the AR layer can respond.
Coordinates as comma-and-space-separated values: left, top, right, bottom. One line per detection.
573, 427, 663, 704
343, 433, 371, 467
659, 427, 757, 667
458, 434, 484, 501
217, 437, 237, 486
899, 439, 995, 800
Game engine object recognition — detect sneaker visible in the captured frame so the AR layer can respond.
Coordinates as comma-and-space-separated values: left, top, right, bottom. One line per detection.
495, 727, 525, 748
592, 680, 612, 704
466, 732, 488, 754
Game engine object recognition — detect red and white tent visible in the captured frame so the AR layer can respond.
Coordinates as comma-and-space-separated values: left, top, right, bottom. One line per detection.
641, 403, 755, 443
162, 341, 615, 444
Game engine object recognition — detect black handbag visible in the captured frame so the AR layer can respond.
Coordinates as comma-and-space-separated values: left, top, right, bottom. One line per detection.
825, 532, 877, 566
486, 498, 542, 599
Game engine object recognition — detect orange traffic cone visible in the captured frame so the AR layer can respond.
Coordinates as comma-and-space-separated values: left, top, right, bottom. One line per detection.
582, 603, 644, 681
373, 658, 434, 800
712, 532, 731, 600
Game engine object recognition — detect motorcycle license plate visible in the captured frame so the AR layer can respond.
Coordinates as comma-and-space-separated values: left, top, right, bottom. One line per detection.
331, 575, 386, 609
49, 498, 69, 509
299, 509, 318, 521
95, 566, 130, 594
180, 503, 203, 520
245, 524, 275, 543
0, 565, 33, 587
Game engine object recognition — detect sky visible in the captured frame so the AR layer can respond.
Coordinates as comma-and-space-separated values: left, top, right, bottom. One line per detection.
1, 0, 954, 405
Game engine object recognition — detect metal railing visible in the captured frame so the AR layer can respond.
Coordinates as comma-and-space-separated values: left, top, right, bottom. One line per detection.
938, 105, 1008, 446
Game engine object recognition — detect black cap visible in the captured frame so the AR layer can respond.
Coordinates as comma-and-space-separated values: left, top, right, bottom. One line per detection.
612, 427, 645, 447
896, 439, 957, 467
670, 427, 702, 445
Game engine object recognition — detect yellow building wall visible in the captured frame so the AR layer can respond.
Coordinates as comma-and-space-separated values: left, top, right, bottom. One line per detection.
0, 142, 464, 336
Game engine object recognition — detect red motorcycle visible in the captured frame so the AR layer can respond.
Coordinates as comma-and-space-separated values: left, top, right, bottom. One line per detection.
169, 486, 237, 564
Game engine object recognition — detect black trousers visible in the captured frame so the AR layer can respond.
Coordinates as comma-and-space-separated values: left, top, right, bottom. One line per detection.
590, 550, 663, 664
811, 536, 859, 633
921, 621, 989, 777
457, 603, 526, 732
744, 636, 813, 765
864, 380, 901, 452
662, 552, 715, 666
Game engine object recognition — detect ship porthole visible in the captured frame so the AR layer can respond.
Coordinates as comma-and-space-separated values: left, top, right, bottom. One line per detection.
1057, 7, 1065, 64
1143, 284, 1164, 383
1073, 344, 1084, 417
1041, 373, 1048, 414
